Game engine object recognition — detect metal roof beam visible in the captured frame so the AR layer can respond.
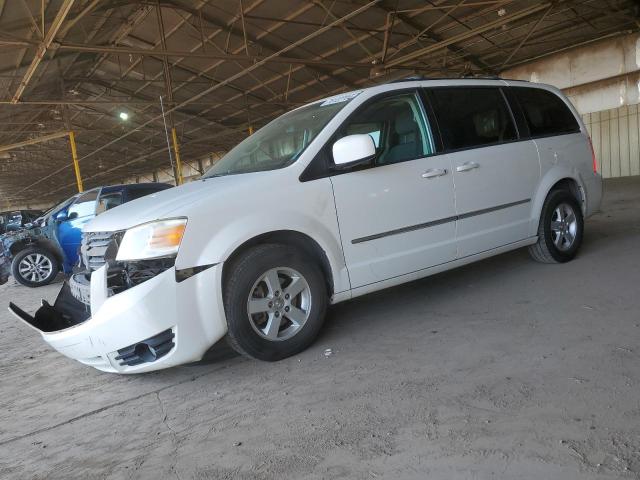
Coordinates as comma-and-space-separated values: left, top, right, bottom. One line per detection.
26, 0, 384, 197
167, 0, 361, 88
10, 0, 75, 103
385, 2, 552, 68
376, 1, 497, 73
0, 131, 69, 153
55, 43, 418, 69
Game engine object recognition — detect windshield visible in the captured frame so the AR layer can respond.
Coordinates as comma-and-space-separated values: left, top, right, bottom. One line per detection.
38, 195, 78, 224
203, 92, 359, 178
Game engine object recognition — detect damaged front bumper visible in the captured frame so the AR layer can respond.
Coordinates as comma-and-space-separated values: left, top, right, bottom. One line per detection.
8, 263, 228, 373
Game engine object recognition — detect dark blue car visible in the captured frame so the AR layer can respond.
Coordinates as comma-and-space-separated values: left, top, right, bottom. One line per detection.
0, 183, 171, 287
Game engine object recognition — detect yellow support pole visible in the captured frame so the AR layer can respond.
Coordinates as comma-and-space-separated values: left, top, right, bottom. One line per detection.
68, 130, 84, 192
248, 125, 254, 135
171, 127, 184, 185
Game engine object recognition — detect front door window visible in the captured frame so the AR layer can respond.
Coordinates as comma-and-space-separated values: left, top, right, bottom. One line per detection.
67, 190, 99, 219
336, 92, 435, 167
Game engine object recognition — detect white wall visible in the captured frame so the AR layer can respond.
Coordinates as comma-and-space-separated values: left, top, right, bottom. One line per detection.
583, 104, 640, 178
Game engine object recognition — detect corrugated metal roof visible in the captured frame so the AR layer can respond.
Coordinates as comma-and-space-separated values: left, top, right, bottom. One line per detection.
0, 0, 638, 206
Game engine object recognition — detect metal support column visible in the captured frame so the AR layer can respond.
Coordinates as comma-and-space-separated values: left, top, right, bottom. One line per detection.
68, 130, 84, 192
171, 127, 184, 185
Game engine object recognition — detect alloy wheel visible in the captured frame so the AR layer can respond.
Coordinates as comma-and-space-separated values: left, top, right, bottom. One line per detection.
550, 202, 578, 252
18, 253, 53, 283
246, 267, 312, 341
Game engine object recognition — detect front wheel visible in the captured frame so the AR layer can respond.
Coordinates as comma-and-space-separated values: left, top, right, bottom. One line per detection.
529, 189, 584, 263
223, 244, 328, 361
11, 247, 59, 287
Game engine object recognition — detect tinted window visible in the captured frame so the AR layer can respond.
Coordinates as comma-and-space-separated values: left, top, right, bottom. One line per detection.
96, 192, 123, 214
429, 88, 517, 150
513, 87, 579, 136
345, 122, 382, 148
67, 190, 99, 219
127, 187, 163, 201
337, 92, 435, 166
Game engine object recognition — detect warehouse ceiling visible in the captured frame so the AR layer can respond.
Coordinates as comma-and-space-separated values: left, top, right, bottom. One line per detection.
0, 0, 638, 207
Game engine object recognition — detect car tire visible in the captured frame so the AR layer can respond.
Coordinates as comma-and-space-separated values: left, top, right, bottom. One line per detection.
11, 247, 59, 287
528, 188, 584, 264
223, 243, 328, 361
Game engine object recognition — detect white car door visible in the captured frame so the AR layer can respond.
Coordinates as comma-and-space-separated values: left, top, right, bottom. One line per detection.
328, 91, 457, 288
427, 86, 540, 257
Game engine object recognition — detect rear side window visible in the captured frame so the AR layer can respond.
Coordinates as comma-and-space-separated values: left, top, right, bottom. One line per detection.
513, 87, 579, 137
428, 87, 517, 150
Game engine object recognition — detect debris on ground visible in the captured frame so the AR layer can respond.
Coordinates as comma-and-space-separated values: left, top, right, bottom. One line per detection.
569, 376, 589, 384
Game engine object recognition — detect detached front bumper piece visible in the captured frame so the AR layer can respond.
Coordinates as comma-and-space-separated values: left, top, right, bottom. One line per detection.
9, 282, 89, 332
8, 263, 228, 373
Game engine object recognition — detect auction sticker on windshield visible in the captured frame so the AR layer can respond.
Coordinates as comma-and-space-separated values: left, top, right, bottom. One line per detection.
320, 90, 361, 106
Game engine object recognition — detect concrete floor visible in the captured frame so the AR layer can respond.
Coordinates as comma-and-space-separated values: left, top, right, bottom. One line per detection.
1, 178, 639, 480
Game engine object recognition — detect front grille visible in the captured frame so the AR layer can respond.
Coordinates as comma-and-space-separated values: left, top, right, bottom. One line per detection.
81, 231, 122, 270
114, 329, 175, 367
79, 231, 174, 298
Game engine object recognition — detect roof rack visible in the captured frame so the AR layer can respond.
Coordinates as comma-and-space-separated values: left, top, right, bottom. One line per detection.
387, 75, 428, 83
388, 74, 517, 84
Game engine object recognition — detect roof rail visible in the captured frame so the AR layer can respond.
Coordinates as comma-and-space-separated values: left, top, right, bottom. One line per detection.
389, 74, 522, 84
387, 75, 428, 83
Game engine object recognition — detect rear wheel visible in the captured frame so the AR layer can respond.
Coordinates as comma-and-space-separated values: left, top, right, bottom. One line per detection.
11, 247, 59, 287
528, 189, 584, 263
223, 244, 327, 361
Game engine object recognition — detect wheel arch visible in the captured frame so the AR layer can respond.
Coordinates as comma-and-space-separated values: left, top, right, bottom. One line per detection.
530, 170, 585, 236
549, 178, 583, 203
9, 239, 63, 266
222, 230, 336, 298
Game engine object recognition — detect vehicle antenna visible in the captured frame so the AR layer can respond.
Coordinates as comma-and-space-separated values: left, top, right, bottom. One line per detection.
159, 95, 178, 186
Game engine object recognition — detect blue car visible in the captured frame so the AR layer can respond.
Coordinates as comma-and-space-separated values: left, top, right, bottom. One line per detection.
0, 183, 171, 287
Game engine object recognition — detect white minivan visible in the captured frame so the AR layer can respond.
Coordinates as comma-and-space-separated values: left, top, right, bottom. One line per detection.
10, 78, 602, 373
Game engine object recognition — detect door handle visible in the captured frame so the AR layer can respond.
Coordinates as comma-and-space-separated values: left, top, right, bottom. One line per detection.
456, 161, 479, 173
421, 168, 448, 179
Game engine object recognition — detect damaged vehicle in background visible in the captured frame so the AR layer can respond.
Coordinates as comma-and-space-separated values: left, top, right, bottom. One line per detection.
0, 210, 42, 283
0, 183, 171, 287
0, 210, 43, 234
9, 78, 602, 373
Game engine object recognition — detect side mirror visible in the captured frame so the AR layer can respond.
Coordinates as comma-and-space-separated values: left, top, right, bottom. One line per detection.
332, 134, 376, 169
55, 211, 68, 222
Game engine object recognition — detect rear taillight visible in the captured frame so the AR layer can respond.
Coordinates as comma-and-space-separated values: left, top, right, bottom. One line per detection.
588, 137, 597, 173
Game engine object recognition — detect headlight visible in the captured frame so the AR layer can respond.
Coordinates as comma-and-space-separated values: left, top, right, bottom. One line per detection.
116, 218, 187, 261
